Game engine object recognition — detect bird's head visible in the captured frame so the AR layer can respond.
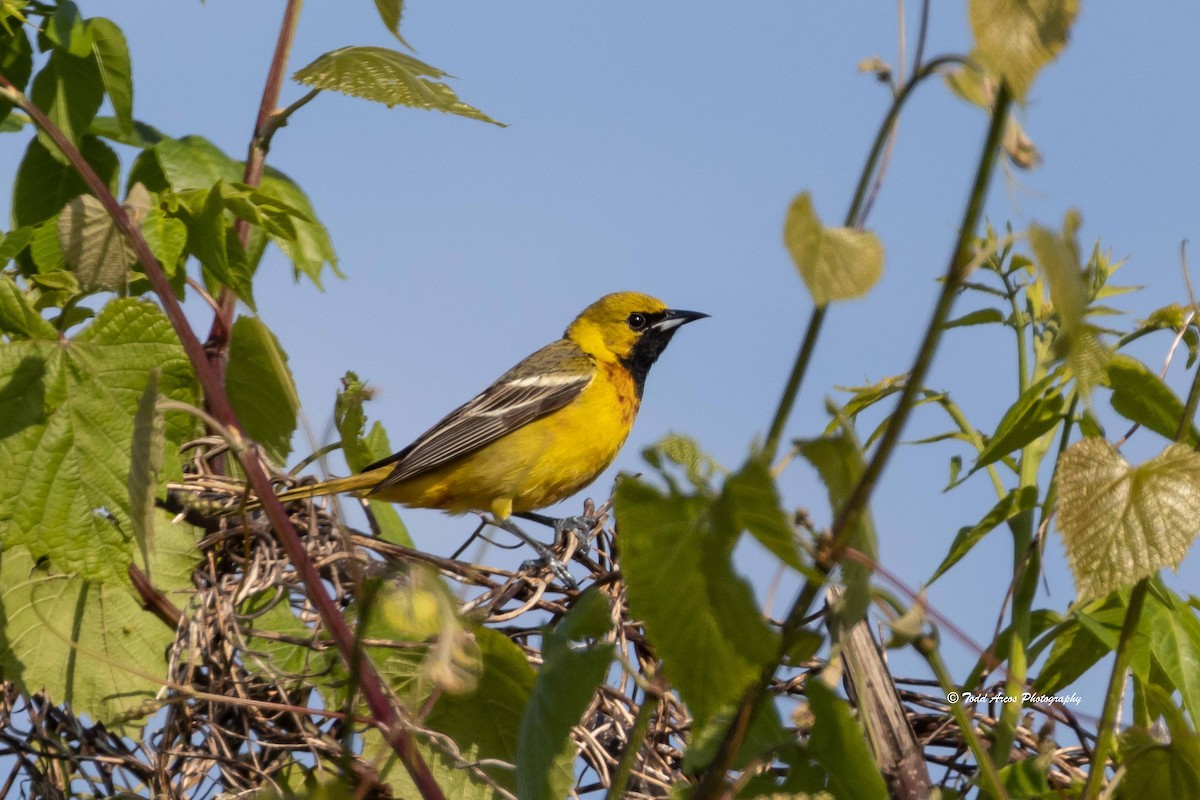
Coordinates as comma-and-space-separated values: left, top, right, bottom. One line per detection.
566, 291, 707, 393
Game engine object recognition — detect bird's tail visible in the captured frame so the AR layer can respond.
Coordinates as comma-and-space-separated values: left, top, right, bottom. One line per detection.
238, 472, 381, 512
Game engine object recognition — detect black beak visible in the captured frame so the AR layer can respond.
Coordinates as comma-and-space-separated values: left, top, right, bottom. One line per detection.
651, 309, 709, 332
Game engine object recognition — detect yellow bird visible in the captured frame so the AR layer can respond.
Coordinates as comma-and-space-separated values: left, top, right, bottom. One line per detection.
266, 291, 706, 576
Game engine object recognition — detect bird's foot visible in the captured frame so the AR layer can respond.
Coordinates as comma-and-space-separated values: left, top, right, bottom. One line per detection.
494, 517, 579, 590
553, 515, 598, 555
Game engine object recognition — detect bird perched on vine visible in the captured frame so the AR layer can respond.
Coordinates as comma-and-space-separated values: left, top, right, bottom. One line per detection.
261, 291, 706, 580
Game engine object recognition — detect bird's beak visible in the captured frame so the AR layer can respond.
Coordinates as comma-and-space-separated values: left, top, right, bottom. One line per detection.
652, 309, 709, 332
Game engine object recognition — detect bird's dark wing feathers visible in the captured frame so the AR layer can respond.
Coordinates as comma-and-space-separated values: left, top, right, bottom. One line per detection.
364, 371, 592, 492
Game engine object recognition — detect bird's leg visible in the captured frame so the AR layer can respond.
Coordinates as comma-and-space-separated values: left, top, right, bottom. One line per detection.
514, 511, 598, 555
492, 517, 578, 590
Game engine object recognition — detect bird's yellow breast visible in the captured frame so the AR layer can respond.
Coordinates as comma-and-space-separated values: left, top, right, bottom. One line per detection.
368, 362, 639, 515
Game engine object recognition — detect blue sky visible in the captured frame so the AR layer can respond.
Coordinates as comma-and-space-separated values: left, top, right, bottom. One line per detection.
5, 2, 1199, 723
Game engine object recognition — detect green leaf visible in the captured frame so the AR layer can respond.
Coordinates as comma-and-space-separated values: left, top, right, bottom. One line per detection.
798, 426, 879, 626
0, 22, 33, 126
128, 367, 162, 575
420, 627, 557, 796
944, 307, 1006, 329
292, 46, 504, 126
1032, 614, 1108, 695
0, 511, 199, 730
968, 0, 1078, 101
13, 135, 118, 228
43, 0, 91, 57
189, 183, 255, 309
615, 476, 778, 727
1118, 684, 1200, 800
259, 168, 341, 286
929, 486, 1038, 584
89, 115, 164, 148
0, 226, 34, 266
1106, 354, 1198, 446
1143, 587, 1200, 725
517, 590, 613, 800
226, 315, 298, 463
1056, 439, 1200, 602
641, 432, 722, 493
131, 134, 242, 194
373, 0, 414, 50
0, 274, 56, 339
30, 216, 66, 273
972, 373, 1063, 472
721, 454, 806, 572
140, 205, 187, 278
334, 371, 411, 546
784, 191, 884, 305
29, 49, 104, 157
0, 299, 198, 581
86, 18, 133, 135
806, 679, 889, 800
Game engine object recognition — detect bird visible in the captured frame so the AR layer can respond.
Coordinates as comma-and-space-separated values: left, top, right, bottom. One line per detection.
260, 291, 706, 580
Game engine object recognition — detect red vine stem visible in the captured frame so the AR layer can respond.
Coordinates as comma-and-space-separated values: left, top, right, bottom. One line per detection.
0, 74, 447, 800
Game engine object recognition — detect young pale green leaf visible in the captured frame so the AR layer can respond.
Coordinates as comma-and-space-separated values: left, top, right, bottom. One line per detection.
798, 427, 879, 626
806, 679, 890, 800
373, 0, 414, 50
614, 476, 778, 727
0, 274, 56, 339
784, 191, 883, 305
1057, 439, 1200, 602
944, 307, 1007, 329
1030, 222, 1110, 396
0, 512, 199, 731
517, 590, 613, 800
968, 0, 1078, 101
292, 46, 503, 126
128, 366, 162, 575
1106, 355, 1199, 446
86, 18, 133, 135
333, 372, 411, 545
57, 192, 135, 291
0, 299, 198, 582
29, 50, 104, 157
30, 217, 66, 273
641, 432, 723, 493
0, 23, 33, 126
226, 315, 299, 464
13, 136, 118, 228
972, 373, 1064, 473
259, 169, 341, 286
929, 486, 1038, 584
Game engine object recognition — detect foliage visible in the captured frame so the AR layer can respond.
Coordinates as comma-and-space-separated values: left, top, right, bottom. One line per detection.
0, 1, 1196, 799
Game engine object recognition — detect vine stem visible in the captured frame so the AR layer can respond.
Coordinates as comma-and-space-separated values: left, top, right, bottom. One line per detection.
203, 0, 304, 380
0, 78, 447, 800
762, 53, 964, 462
1082, 580, 1148, 800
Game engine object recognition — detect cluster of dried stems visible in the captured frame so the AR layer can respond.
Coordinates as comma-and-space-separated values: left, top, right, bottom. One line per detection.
0, 440, 1098, 798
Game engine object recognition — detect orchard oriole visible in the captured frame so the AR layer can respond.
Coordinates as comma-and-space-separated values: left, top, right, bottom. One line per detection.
265, 291, 706, 578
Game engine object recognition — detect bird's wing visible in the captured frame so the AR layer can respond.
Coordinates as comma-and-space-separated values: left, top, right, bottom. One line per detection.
364, 339, 595, 491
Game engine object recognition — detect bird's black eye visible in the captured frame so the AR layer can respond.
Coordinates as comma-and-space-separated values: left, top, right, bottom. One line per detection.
627, 312, 648, 331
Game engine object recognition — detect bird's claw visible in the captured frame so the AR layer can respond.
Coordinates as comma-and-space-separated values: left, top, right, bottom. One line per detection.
520, 556, 578, 590
553, 515, 598, 555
